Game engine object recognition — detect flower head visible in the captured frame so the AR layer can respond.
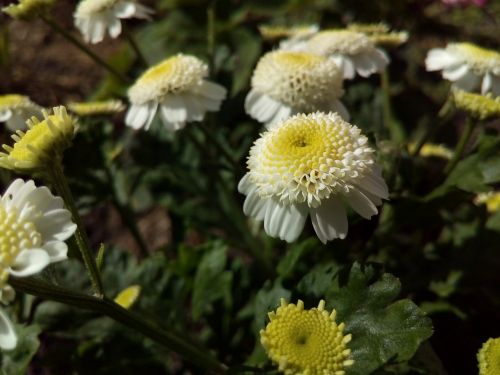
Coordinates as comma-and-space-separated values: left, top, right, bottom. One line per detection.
126, 54, 227, 132
245, 51, 348, 127
0, 179, 76, 288
303, 30, 389, 79
0, 106, 76, 173
239, 112, 388, 243
2, 0, 54, 20
426, 43, 500, 95
261, 299, 354, 375
68, 99, 125, 116
74, 0, 154, 44
0, 94, 43, 132
451, 88, 500, 120
477, 337, 500, 375
474, 192, 500, 213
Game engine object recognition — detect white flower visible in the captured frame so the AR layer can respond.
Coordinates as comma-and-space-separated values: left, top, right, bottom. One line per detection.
302, 30, 389, 80
0, 179, 77, 285
245, 51, 349, 127
126, 54, 227, 132
276, 25, 319, 51
239, 112, 388, 244
0, 95, 42, 132
0, 308, 16, 350
425, 43, 500, 95
74, 0, 153, 44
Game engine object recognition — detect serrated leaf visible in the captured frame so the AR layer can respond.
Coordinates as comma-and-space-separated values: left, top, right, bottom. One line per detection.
327, 263, 433, 375
1, 324, 40, 375
192, 242, 233, 320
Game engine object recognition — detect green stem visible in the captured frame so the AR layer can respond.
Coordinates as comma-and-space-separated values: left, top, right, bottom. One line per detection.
444, 116, 475, 175
47, 162, 104, 297
410, 97, 454, 158
123, 24, 149, 68
9, 277, 226, 374
380, 70, 405, 143
40, 16, 130, 83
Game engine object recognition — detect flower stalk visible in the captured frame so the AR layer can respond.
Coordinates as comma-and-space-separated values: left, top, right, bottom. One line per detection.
46, 161, 104, 297
444, 116, 475, 175
9, 276, 227, 374
40, 15, 130, 83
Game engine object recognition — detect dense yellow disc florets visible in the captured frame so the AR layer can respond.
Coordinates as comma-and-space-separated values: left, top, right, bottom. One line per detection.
2, 0, 54, 20
75, 0, 119, 15
478, 337, 500, 375
128, 54, 208, 105
261, 299, 354, 375
0, 106, 75, 172
68, 100, 124, 116
247, 112, 374, 207
251, 51, 343, 111
306, 30, 375, 56
0, 204, 42, 288
451, 88, 500, 120
449, 43, 500, 74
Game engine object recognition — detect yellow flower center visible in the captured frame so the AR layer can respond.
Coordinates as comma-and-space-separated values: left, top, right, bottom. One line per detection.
306, 30, 375, 56
0, 95, 28, 109
450, 43, 500, 73
248, 113, 374, 207
76, 0, 119, 15
478, 337, 500, 375
261, 299, 353, 375
128, 54, 208, 104
452, 88, 500, 120
0, 203, 42, 287
251, 51, 343, 110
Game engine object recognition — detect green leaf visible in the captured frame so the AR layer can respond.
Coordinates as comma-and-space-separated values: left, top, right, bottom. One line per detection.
327, 263, 433, 375
1, 324, 41, 375
297, 261, 341, 297
192, 241, 233, 320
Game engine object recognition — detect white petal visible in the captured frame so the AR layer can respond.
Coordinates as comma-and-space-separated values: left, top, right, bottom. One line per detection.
184, 96, 206, 122
9, 249, 51, 277
263, 199, 308, 242
108, 18, 122, 38
6, 114, 28, 132
196, 81, 227, 100
329, 100, 350, 121
425, 48, 462, 71
245, 90, 282, 123
159, 104, 182, 131
125, 103, 153, 129
0, 309, 17, 350
310, 198, 348, 243
353, 53, 377, 77
42, 241, 68, 263
113, 2, 136, 18
160, 96, 187, 125
0, 109, 12, 122
21, 186, 64, 214
481, 73, 492, 94
143, 101, 158, 130
243, 185, 268, 221
3, 179, 36, 208
442, 64, 469, 81
90, 18, 106, 44
132, 3, 154, 18
265, 105, 293, 129
34, 209, 76, 242
345, 189, 378, 219
356, 169, 389, 199
371, 48, 390, 71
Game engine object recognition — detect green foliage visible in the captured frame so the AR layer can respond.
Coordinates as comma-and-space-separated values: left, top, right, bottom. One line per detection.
1, 325, 40, 375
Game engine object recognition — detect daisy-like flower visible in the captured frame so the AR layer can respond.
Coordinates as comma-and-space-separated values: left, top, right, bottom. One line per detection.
238, 112, 388, 243
425, 43, 500, 95
245, 51, 348, 127
302, 30, 389, 79
451, 88, 500, 120
474, 192, 500, 213
477, 337, 500, 375
0, 95, 43, 132
74, 0, 154, 44
68, 99, 125, 117
261, 299, 354, 375
0, 179, 77, 349
2, 0, 54, 20
126, 54, 227, 132
0, 106, 75, 174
